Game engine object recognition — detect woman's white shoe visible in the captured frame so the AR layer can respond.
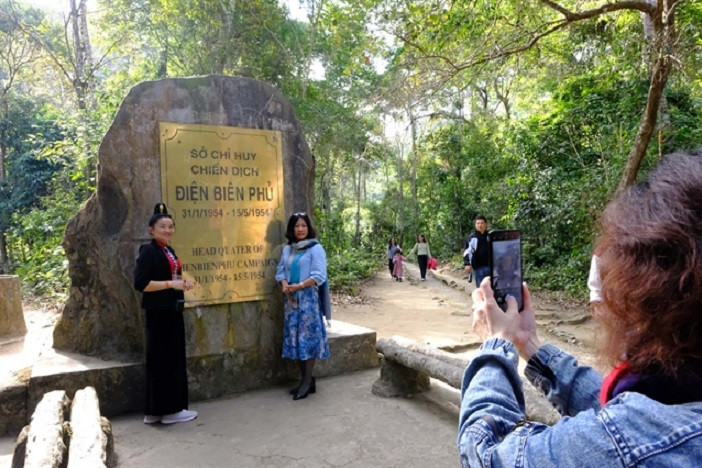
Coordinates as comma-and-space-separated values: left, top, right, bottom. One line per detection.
161, 409, 198, 424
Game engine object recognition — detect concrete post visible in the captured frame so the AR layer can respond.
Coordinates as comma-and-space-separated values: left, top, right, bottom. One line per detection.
0, 275, 26, 338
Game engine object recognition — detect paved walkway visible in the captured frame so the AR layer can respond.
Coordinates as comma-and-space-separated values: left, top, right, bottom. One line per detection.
0, 267, 468, 468
1, 369, 460, 467
111, 369, 458, 467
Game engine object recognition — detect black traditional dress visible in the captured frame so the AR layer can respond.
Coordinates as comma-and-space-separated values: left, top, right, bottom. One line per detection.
134, 240, 189, 416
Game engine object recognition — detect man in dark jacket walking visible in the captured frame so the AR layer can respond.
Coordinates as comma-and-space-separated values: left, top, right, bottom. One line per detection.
463, 216, 490, 288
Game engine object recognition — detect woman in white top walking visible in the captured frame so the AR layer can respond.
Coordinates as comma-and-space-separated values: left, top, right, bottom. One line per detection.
409, 234, 431, 281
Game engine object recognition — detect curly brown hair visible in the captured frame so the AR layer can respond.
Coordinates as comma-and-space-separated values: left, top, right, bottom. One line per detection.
596, 149, 702, 375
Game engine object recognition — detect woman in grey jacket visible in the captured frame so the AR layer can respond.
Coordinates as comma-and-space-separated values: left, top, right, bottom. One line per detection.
459, 150, 702, 466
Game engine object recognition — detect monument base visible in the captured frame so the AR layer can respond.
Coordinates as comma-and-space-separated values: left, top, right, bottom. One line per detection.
1, 321, 378, 436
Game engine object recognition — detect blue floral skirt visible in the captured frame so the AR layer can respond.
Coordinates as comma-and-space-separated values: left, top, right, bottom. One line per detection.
282, 286, 330, 361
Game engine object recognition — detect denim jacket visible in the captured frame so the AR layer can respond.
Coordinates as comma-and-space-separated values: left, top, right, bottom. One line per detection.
458, 338, 702, 467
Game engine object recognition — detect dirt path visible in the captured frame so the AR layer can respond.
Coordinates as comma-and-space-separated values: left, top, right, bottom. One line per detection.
334, 262, 601, 369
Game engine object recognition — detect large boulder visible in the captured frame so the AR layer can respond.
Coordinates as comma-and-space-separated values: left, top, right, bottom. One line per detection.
54, 76, 314, 363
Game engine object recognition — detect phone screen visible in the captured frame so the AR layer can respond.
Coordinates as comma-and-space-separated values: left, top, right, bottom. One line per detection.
490, 231, 523, 312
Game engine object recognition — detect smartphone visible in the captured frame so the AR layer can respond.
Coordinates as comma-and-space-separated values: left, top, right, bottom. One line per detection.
488, 230, 523, 312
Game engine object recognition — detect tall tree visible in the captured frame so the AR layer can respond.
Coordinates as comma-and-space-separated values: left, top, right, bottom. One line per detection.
372, 0, 693, 188
9, 0, 115, 109
0, 0, 40, 268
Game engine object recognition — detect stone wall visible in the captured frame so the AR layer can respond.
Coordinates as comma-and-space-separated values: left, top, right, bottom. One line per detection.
53, 76, 315, 390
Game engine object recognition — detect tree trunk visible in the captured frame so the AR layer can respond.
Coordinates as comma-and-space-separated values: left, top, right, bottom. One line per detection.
300, 1, 322, 100
493, 78, 512, 120
618, 64, 668, 190
474, 85, 488, 112
0, 135, 5, 181
0, 95, 7, 269
215, 0, 236, 74
0, 233, 8, 272
618, 3, 674, 191
69, 0, 93, 109
397, 145, 405, 240
409, 110, 418, 229
353, 162, 362, 246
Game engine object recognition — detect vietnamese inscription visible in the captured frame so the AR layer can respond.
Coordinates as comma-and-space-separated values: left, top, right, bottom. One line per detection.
160, 123, 285, 306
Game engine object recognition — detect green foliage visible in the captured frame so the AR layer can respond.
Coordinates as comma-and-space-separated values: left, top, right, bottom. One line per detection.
4, 98, 109, 291
7, 190, 74, 296
326, 248, 378, 295
3, 0, 702, 301
0, 95, 62, 232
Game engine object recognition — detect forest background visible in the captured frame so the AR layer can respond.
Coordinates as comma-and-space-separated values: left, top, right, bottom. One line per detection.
1, 0, 701, 299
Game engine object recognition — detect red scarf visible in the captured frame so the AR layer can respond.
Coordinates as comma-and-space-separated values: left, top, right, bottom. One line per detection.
600, 360, 702, 406
156, 241, 181, 277
600, 361, 629, 406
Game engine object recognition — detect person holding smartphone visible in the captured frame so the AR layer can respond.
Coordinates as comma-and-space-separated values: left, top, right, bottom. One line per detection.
134, 203, 197, 425
458, 150, 702, 466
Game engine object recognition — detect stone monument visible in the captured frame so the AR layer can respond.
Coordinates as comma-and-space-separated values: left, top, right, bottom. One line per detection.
46, 76, 376, 407
0, 77, 377, 435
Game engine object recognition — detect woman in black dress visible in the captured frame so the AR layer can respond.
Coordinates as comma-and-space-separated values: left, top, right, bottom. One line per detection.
134, 203, 197, 425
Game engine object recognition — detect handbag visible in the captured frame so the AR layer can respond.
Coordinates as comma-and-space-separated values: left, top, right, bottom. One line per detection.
318, 280, 332, 320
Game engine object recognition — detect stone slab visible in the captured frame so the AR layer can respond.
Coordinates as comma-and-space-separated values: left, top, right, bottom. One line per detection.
21, 390, 69, 468
67, 387, 111, 468
317, 321, 379, 376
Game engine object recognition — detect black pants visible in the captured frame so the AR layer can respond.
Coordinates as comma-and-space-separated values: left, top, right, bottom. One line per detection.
388, 259, 394, 276
418, 255, 428, 279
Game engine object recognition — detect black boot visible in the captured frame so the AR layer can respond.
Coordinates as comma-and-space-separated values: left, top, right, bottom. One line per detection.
289, 360, 306, 394
293, 359, 317, 400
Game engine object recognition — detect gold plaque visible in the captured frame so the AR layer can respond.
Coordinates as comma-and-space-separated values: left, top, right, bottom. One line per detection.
160, 123, 285, 306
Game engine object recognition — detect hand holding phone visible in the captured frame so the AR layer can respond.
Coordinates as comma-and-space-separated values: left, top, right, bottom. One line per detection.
488, 230, 523, 312
471, 281, 540, 359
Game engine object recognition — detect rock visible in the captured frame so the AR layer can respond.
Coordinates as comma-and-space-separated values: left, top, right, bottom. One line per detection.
0, 384, 28, 437
14, 390, 70, 468
374, 338, 464, 389
67, 387, 113, 468
100, 417, 115, 467
316, 322, 379, 377
373, 337, 562, 426
53, 76, 313, 377
523, 381, 562, 425
0, 275, 26, 338
372, 357, 430, 398
11, 425, 29, 468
